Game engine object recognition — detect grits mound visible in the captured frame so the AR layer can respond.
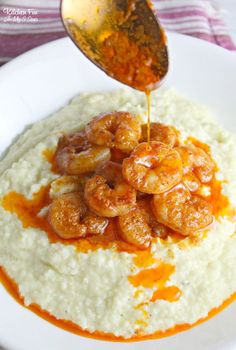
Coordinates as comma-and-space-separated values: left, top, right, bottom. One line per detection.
0, 89, 236, 339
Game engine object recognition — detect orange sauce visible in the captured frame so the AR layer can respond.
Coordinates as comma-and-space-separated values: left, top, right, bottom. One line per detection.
1, 264, 236, 342
42, 148, 60, 173
132, 249, 156, 268
128, 264, 175, 288
186, 137, 211, 153
205, 178, 230, 217
151, 286, 182, 302
129, 261, 181, 304
146, 91, 151, 146
100, 29, 154, 145
1, 186, 53, 235
100, 31, 163, 92
1, 187, 140, 254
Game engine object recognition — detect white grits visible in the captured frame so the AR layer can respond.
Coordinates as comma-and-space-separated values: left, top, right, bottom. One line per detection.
0, 88, 236, 338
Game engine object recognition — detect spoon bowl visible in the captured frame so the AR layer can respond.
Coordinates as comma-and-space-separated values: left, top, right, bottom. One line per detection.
61, 0, 168, 91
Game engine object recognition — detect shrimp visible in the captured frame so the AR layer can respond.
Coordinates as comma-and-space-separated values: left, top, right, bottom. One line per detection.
118, 206, 152, 249
55, 131, 111, 175
152, 184, 213, 236
122, 141, 183, 194
48, 192, 108, 239
176, 145, 215, 186
85, 112, 141, 153
57, 146, 111, 175
82, 213, 109, 236
84, 175, 136, 217
181, 173, 200, 193
110, 148, 127, 164
141, 122, 179, 147
49, 175, 90, 199
96, 161, 123, 183
137, 198, 169, 238
56, 130, 90, 153
119, 197, 169, 248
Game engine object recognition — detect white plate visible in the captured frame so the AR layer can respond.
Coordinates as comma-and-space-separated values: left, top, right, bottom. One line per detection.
0, 33, 236, 350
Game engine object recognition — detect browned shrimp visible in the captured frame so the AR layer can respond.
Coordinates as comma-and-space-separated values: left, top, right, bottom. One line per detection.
55, 130, 111, 175
95, 161, 123, 183
48, 192, 108, 239
49, 175, 90, 199
176, 145, 215, 189
122, 142, 183, 194
118, 207, 152, 249
83, 213, 109, 236
85, 112, 141, 153
181, 173, 200, 193
141, 122, 179, 147
119, 197, 169, 248
84, 175, 136, 217
56, 130, 90, 153
137, 198, 169, 238
152, 184, 213, 236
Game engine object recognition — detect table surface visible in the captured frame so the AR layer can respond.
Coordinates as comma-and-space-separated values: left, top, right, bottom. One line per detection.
216, 0, 236, 44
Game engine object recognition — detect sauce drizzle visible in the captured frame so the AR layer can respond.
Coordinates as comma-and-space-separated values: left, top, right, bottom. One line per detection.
146, 91, 151, 146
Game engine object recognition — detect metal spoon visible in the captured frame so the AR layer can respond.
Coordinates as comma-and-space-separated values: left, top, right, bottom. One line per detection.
61, 0, 168, 91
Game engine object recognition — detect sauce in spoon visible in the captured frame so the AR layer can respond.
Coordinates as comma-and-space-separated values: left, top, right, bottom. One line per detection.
61, 0, 169, 144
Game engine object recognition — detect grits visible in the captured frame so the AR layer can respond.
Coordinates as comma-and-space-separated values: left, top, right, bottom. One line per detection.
0, 89, 236, 339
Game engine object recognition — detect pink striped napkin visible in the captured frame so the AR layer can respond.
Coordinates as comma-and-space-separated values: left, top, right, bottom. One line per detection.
0, 0, 235, 66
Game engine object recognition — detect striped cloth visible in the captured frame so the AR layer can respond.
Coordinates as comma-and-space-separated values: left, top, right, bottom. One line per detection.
0, 0, 235, 65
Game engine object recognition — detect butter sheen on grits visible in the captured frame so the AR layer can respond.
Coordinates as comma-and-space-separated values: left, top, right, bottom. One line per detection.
0, 88, 236, 339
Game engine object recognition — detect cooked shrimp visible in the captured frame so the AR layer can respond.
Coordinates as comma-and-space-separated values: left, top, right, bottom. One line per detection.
56, 130, 90, 153
82, 213, 109, 236
55, 131, 111, 175
137, 198, 169, 238
122, 141, 183, 194
57, 146, 111, 175
96, 161, 123, 183
48, 192, 108, 239
176, 145, 214, 185
152, 184, 213, 236
141, 122, 179, 147
85, 112, 141, 153
119, 197, 168, 248
118, 207, 152, 249
49, 175, 89, 199
84, 175, 136, 217
181, 173, 200, 193
110, 148, 127, 164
